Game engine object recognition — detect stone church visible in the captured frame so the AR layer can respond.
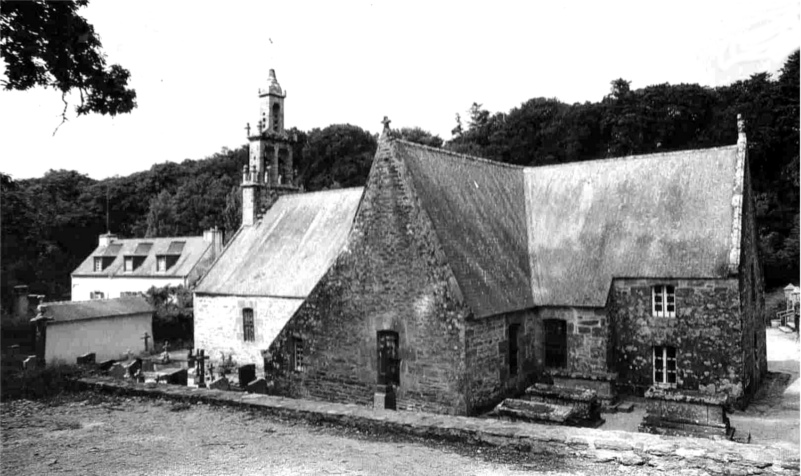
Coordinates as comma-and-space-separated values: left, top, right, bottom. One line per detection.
194, 71, 765, 415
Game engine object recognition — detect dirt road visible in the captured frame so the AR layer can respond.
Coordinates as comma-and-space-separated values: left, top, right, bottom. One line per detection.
1, 393, 674, 476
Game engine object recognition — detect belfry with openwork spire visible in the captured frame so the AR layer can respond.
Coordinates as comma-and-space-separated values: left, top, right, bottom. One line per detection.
241, 69, 299, 226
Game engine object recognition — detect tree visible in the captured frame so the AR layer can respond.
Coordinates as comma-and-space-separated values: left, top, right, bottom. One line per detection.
145, 191, 178, 238
0, 0, 136, 127
395, 127, 443, 148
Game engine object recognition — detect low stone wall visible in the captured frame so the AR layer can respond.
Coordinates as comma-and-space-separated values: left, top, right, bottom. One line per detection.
75, 377, 799, 475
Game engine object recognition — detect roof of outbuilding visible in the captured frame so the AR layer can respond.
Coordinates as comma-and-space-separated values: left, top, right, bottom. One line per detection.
72, 236, 210, 278
38, 297, 153, 323
194, 187, 364, 297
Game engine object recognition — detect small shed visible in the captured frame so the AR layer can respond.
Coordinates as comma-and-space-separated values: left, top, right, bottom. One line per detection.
35, 297, 153, 364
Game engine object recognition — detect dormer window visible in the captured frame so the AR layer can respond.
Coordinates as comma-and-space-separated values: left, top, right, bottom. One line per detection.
157, 256, 167, 272
94, 243, 121, 271
124, 255, 146, 272
94, 257, 103, 271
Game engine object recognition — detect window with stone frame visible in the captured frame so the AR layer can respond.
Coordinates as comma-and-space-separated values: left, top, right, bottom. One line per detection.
242, 308, 255, 342
291, 337, 305, 372
90, 291, 104, 300
653, 345, 677, 387
652, 285, 676, 318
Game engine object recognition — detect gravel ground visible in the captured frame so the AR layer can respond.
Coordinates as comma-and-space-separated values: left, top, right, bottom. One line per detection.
0, 393, 685, 476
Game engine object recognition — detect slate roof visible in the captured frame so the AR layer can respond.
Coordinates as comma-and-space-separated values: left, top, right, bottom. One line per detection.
195, 188, 364, 297
72, 236, 210, 278
523, 146, 738, 307
394, 140, 741, 314
397, 141, 533, 318
38, 297, 153, 323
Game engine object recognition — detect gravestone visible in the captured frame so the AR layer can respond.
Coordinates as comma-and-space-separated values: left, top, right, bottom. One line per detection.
141, 359, 155, 372
245, 377, 267, 394
108, 363, 127, 380
126, 358, 143, 377
22, 355, 37, 370
161, 368, 187, 386
238, 364, 256, 390
99, 359, 116, 371
187, 349, 196, 369
76, 352, 96, 365
209, 376, 230, 391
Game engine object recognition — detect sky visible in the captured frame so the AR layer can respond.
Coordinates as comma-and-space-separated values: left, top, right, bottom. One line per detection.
0, 0, 798, 180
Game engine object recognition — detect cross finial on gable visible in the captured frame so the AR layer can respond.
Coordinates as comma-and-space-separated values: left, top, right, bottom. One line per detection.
382, 116, 391, 133
737, 113, 746, 144
245, 122, 251, 137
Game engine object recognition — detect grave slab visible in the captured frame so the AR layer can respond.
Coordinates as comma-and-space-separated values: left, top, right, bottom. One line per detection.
245, 377, 267, 394
76, 353, 96, 365
209, 376, 230, 391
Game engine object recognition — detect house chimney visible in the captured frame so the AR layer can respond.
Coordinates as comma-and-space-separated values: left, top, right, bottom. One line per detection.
203, 227, 225, 259
99, 233, 118, 247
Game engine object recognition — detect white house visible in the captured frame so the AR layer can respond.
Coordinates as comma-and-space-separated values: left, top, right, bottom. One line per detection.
70, 229, 223, 301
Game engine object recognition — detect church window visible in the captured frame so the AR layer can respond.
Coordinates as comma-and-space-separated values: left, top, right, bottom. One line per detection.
653, 345, 677, 387
292, 337, 305, 372
652, 285, 675, 318
242, 308, 255, 342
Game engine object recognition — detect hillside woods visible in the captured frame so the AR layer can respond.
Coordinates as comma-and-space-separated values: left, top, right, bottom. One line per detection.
1, 51, 798, 309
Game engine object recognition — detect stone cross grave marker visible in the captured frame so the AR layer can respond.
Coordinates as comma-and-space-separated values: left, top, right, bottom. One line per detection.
196, 349, 210, 388
141, 332, 151, 353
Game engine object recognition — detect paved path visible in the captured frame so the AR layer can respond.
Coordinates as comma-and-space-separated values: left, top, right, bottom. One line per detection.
77, 376, 799, 475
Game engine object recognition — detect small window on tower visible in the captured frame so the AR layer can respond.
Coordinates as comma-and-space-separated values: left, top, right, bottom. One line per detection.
272, 103, 280, 132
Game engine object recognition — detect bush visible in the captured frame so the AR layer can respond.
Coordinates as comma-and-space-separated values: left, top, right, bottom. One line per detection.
0, 363, 86, 401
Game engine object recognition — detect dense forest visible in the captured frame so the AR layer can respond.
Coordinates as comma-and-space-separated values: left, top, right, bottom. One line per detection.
1, 51, 798, 310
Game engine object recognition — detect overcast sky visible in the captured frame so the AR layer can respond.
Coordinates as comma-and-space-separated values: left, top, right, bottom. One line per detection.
1, 0, 798, 180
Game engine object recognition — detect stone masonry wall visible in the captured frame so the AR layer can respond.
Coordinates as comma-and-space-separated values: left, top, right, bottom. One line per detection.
610, 279, 744, 400
464, 306, 609, 413
739, 158, 767, 399
464, 309, 538, 413
264, 138, 471, 415
194, 294, 303, 373
536, 307, 609, 375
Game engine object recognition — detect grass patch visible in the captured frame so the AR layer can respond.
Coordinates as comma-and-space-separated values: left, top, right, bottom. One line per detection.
1, 363, 87, 402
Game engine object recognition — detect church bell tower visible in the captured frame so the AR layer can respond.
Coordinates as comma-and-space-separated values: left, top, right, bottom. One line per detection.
241, 69, 299, 226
